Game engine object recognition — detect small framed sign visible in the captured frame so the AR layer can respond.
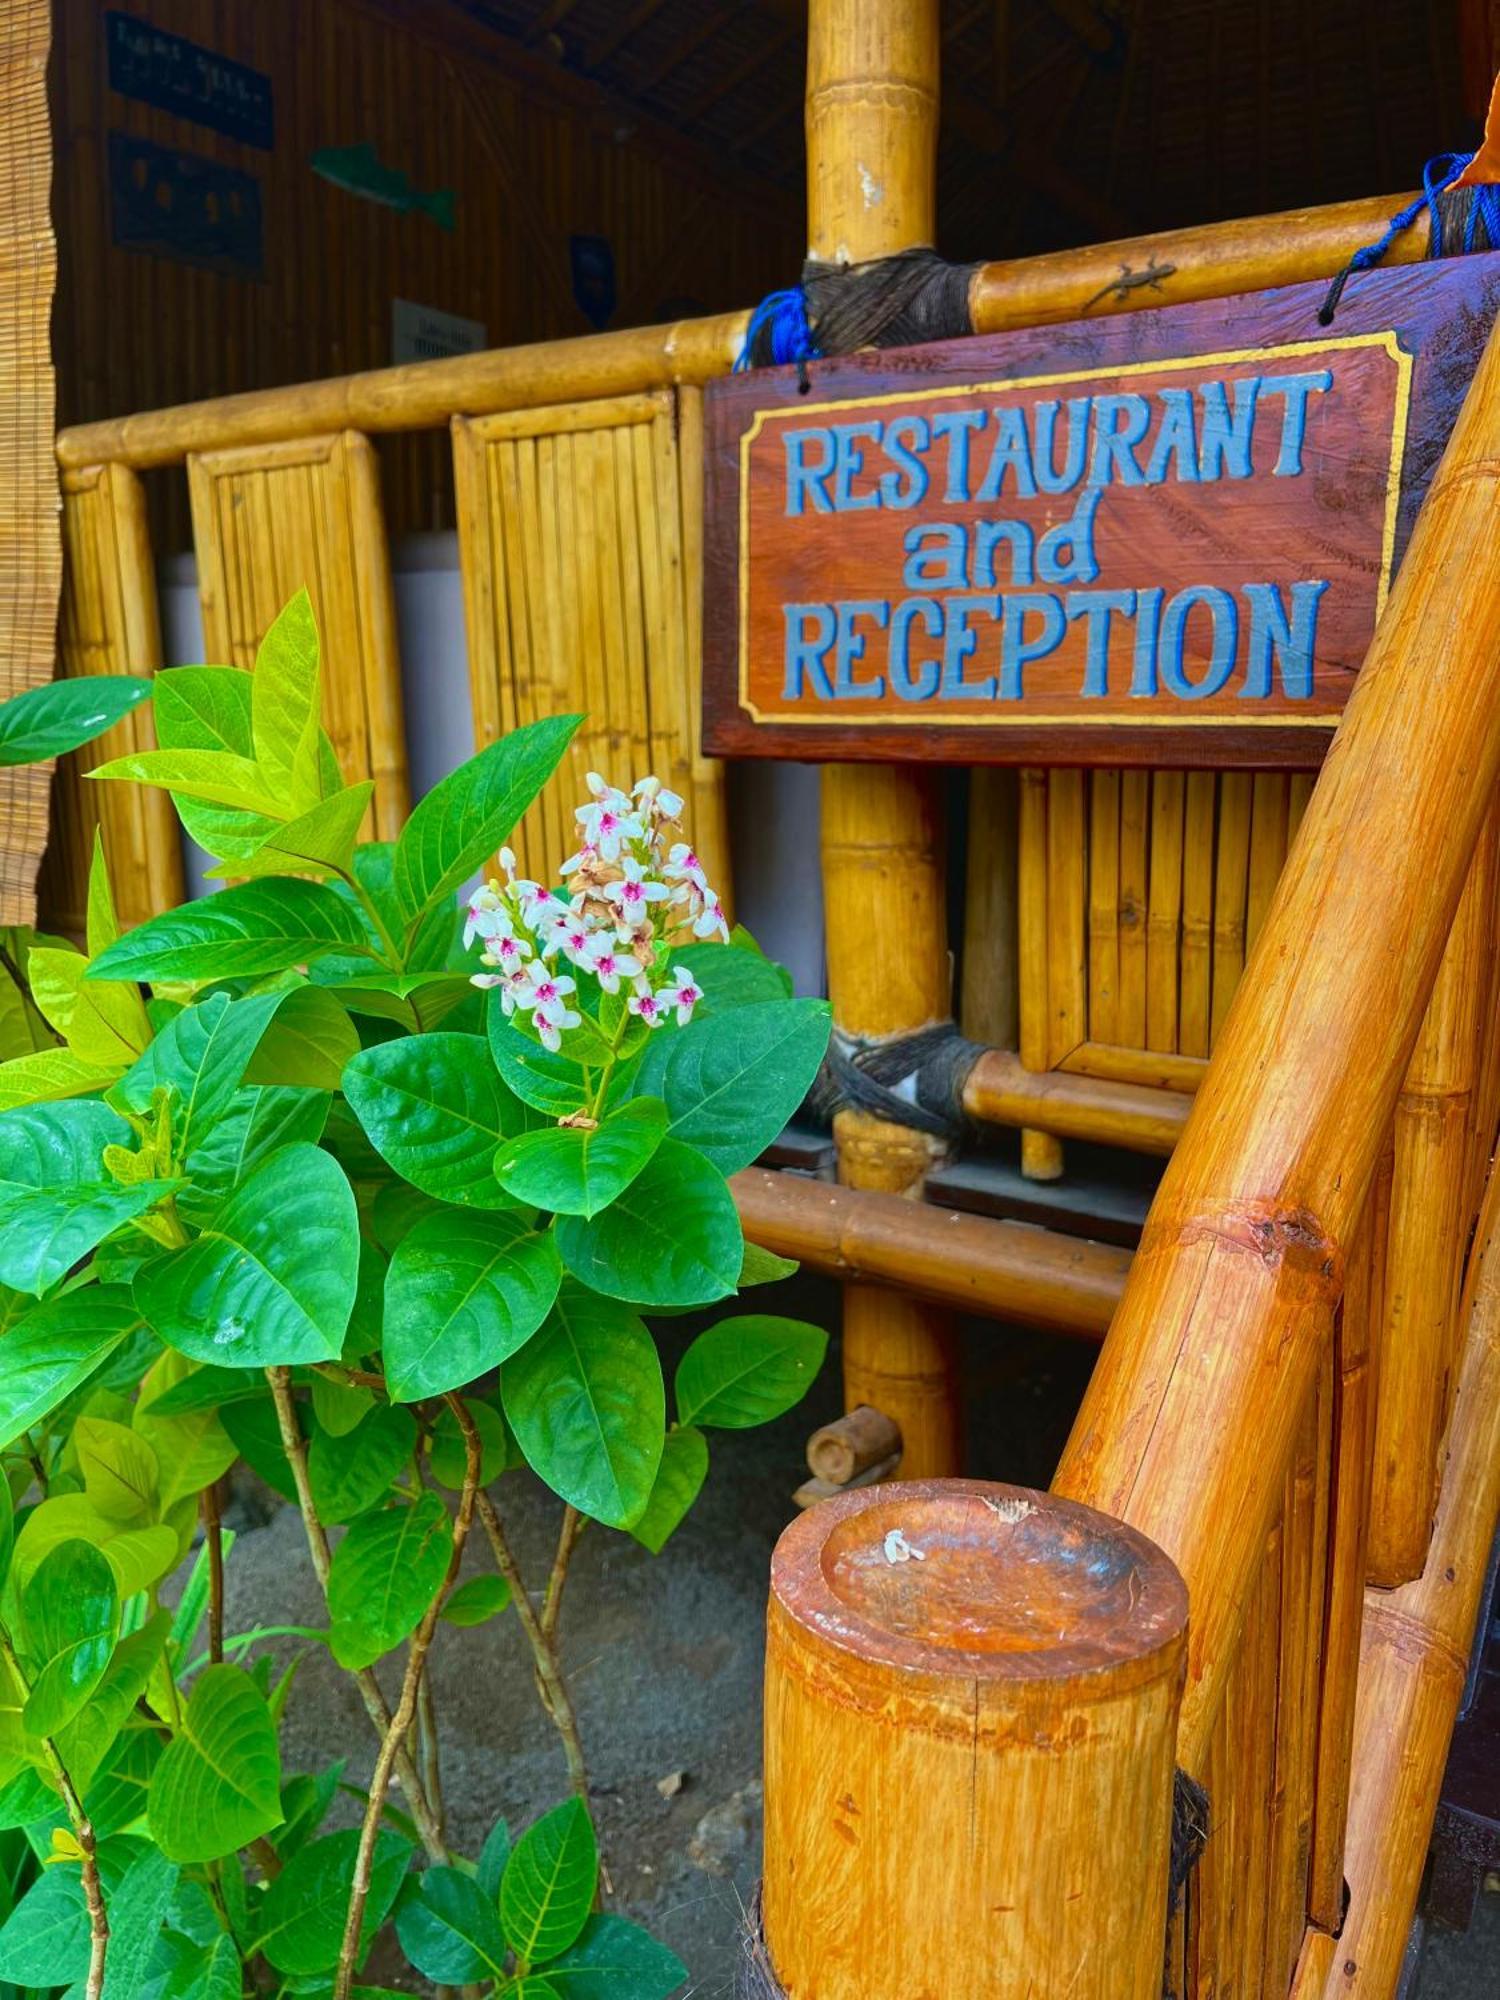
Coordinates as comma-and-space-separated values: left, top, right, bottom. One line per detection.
703, 258, 1500, 766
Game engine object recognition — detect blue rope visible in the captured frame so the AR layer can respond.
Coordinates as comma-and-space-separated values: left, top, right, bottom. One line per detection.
735, 287, 819, 373
1320, 150, 1500, 323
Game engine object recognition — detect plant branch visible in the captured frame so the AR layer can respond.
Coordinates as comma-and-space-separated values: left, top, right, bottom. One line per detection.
1, 1635, 107, 2000
332, 1400, 482, 2000
541, 1506, 585, 1644
201, 1480, 225, 1665
473, 1487, 592, 1812
264, 1368, 448, 1864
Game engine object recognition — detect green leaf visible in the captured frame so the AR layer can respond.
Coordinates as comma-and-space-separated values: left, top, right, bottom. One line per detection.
307, 1404, 417, 1525
147, 1663, 282, 1863
256, 1825, 411, 1976
73, 1415, 160, 1521
177, 1084, 329, 1224
487, 1006, 592, 1117
0, 1092, 123, 1179
314, 967, 474, 1033
140, 1359, 269, 1418
309, 1370, 373, 1437
88, 878, 370, 984
0, 1172, 171, 1297
0, 1850, 96, 1986
675, 1316, 828, 1430
13, 1495, 177, 1601
502, 1285, 664, 1529
115, 989, 282, 1155
428, 1396, 511, 1487
478, 1816, 512, 1901
219, 1396, 297, 1503
633, 998, 831, 1175
136, 1142, 358, 1366
439, 1573, 511, 1627
243, 986, 359, 1091
499, 1796, 597, 1966
98, 1844, 179, 2000
0, 675, 151, 766
152, 665, 254, 756
495, 1099, 668, 1219
0, 1046, 119, 1112
326, 1494, 452, 1669
395, 1864, 509, 1983
0, 1288, 140, 1448
27, 943, 150, 1068
546, 1912, 689, 1999
384, 1208, 560, 1402
739, 1241, 798, 1287
19, 1538, 117, 1736
392, 715, 579, 926
213, 781, 374, 881
88, 744, 282, 813
667, 941, 792, 1014
628, 1426, 708, 1555
153, 1927, 241, 2000
133, 1351, 239, 1511
249, 589, 323, 814
52, 1613, 169, 1795
83, 1727, 161, 1840
343, 1034, 529, 1209
553, 1141, 741, 1309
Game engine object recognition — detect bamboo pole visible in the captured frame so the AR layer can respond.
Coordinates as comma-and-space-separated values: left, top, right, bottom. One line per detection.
730, 1168, 1129, 1338
1368, 843, 1488, 1585
1307, 1147, 1387, 1933
53, 192, 1438, 476
1052, 314, 1500, 1774
962, 1048, 1189, 1154
960, 769, 1018, 1052
1018, 767, 1065, 1180
1318, 1154, 1500, 1997
761, 1482, 1187, 2000
811, 0, 960, 1480
968, 190, 1432, 334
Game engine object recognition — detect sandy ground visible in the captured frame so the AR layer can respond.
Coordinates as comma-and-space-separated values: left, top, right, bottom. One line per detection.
221, 1275, 1497, 1996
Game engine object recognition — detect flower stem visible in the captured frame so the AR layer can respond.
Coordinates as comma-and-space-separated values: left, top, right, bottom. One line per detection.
541, 1506, 585, 1644
332, 1402, 482, 2000
0, 1635, 107, 2000
264, 1368, 449, 1864
201, 1480, 225, 1665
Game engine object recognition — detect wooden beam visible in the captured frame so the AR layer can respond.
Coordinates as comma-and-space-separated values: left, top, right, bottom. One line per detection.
630, 0, 746, 96
583, 0, 672, 74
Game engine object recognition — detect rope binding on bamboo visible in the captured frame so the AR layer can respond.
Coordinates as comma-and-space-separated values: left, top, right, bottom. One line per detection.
806, 1022, 986, 1140
1319, 151, 1500, 324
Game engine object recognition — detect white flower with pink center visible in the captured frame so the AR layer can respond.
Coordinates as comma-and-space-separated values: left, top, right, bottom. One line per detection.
691, 893, 730, 944
512, 959, 581, 1049
604, 857, 669, 938
658, 966, 704, 1027
663, 843, 709, 898
585, 936, 643, 995
463, 880, 512, 951
627, 988, 665, 1028
548, 914, 596, 969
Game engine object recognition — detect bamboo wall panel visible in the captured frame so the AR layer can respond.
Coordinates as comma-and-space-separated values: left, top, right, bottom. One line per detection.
452, 391, 728, 895
187, 433, 408, 839
0, 0, 61, 925
41, 464, 181, 934
50, 0, 801, 546
1003, 769, 1315, 1161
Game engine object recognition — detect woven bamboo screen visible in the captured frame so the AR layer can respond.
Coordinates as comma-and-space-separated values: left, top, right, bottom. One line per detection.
0, 0, 61, 925
44, 463, 181, 934
1009, 766, 1316, 1098
452, 387, 729, 895
187, 433, 409, 842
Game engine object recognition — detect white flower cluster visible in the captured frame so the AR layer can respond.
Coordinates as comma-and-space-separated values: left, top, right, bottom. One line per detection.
465, 773, 729, 1051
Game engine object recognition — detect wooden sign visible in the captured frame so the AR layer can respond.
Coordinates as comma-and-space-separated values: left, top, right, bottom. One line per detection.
703, 258, 1500, 766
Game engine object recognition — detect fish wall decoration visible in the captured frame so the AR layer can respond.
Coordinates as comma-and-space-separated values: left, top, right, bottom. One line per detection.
311, 143, 455, 229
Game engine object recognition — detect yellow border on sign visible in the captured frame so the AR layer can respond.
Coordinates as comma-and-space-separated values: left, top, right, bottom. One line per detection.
734, 331, 1413, 728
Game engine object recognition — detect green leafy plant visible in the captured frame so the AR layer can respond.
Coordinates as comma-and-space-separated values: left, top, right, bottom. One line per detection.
0, 594, 830, 1998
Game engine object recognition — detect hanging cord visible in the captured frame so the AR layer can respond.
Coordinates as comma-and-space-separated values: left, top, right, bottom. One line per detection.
1319, 151, 1500, 324
737, 246, 979, 376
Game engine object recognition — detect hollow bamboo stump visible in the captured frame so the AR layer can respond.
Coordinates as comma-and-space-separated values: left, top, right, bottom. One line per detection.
761, 1480, 1188, 2000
